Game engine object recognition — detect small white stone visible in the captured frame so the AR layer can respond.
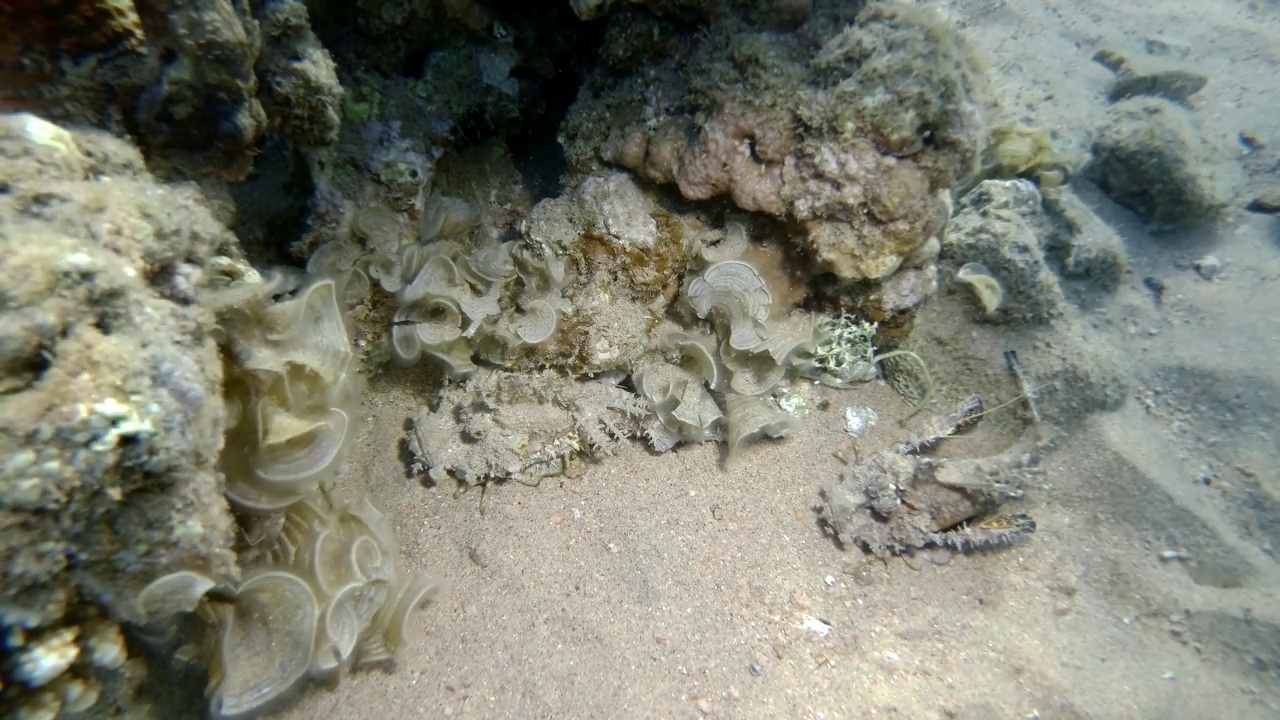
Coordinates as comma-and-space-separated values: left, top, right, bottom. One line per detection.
1193, 255, 1221, 280
843, 406, 878, 437
801, 615, 831, 638
13, 627, 80, 688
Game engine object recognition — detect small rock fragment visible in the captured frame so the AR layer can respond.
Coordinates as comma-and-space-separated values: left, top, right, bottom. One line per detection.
1244, 188, 1280, 215
842, 406, 878, 437
1192, 255, 1221, 281
1093, 48, 1208, 103
801, 615, 832, 638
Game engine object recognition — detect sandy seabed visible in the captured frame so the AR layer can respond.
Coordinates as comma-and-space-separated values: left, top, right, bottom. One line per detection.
276, 1, 1280, 718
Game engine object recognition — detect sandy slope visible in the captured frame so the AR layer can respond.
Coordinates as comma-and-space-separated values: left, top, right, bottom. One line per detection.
276, 1, 1280, 718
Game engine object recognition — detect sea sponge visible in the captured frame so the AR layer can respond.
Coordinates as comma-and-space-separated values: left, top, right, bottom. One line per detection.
985, 125, 1069, 186
807, 314, 880, 386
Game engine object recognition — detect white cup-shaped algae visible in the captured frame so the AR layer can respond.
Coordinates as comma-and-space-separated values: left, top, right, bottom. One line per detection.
374, 575, 439, 663
390, 307, 424, 364
687, 260, 773, 351
209, 571, 318, 720
351, 204, 405, 257
229, 405, 349, 511
136, 571, 217, 624
955, 262, 1004, 315
311, 581, 386, 679
460, 240, 518, 284
669, 380, 724, 431
662, 330, 726, 392
400, 254, 463, 306
306, 241, 361, 278
362, 251, 404, 294
419, 193, 478, 242
698, 220, 750, 264
513, 299, 559, 345
724, 393, 794, 462
260, 280, 353, 380
720, 343, 787, 397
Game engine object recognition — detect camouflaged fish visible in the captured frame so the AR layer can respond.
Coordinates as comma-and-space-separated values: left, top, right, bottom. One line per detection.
820, 395, 1038, 557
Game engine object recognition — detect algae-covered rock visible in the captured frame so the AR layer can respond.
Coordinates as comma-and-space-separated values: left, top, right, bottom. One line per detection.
944, 181, 1068, 325
1088, 97, 1232, 230
565, 1, 991, 293
943, 179, 1129, 324
925, 180, 1131, 426
0, 115, 239, 717
0, 0, 343, 180
1245, 187, 1280, 215
1093, 47, 1208, 104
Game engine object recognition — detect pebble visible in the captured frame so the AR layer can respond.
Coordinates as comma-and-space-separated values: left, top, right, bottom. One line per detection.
801, 615, 832, 638
1193, 255, 1221, 280
920, 548, 954, 565
843, 561, 881, 586
1244, 188, 1280, 215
